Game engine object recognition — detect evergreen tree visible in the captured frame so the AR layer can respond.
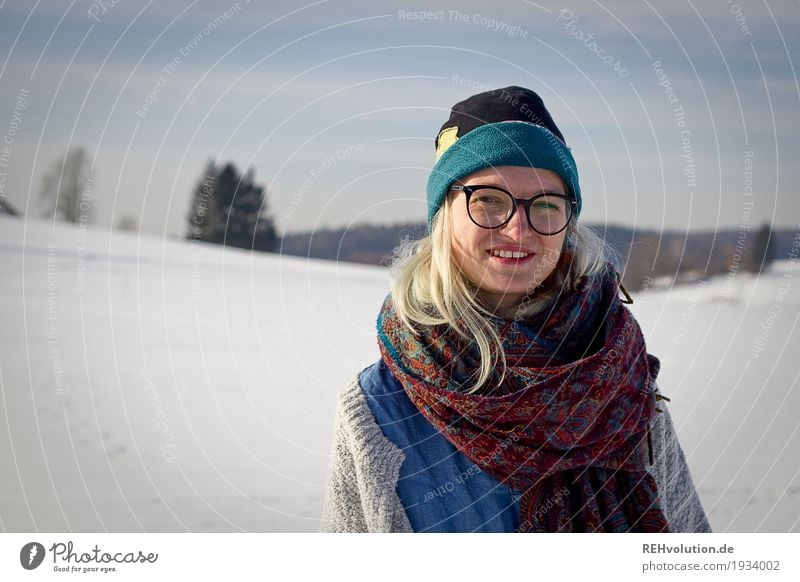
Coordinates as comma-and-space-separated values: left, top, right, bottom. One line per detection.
186, 160, 218, 241
185, 160, 277, 252
747, 222, 775, 273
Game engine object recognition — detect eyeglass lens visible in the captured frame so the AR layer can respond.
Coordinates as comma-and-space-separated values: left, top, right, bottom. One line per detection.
466, 187, 571, 234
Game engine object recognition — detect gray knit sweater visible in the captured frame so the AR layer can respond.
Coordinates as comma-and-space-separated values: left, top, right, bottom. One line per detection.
320, 377, 712, 533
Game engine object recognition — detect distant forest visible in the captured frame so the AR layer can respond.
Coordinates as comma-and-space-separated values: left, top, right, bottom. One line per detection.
280, 222, 792, 290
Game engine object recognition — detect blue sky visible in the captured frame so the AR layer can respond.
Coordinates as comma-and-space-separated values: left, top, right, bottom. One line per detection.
0, 0, 798, 236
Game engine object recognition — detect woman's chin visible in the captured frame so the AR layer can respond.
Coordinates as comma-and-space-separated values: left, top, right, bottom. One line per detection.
478, 288, 528, 312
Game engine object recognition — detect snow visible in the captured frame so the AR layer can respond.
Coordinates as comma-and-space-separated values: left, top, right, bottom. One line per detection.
1, 215, 798, 532
629, 259, 800, 532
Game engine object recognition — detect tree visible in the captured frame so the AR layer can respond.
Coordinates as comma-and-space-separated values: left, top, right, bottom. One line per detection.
185, 160, 277, 252
747, 222, 775, 273
40, 147, 94, 224
186, 160, 218, 241
116, 215, 139, 231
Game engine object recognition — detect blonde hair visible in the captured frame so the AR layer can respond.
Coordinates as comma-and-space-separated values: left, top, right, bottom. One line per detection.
389, 194, 614, 394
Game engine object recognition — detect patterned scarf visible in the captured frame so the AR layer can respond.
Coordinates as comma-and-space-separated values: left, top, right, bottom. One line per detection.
377, 266, 669, 532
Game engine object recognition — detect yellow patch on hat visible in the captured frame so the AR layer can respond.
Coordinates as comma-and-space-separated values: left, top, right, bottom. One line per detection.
435, 126, 459, 161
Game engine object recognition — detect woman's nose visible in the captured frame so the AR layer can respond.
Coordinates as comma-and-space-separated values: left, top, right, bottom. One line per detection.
500, 203, 533, 237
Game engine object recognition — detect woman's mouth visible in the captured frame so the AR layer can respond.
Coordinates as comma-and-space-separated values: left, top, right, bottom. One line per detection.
487, 249, 535, 264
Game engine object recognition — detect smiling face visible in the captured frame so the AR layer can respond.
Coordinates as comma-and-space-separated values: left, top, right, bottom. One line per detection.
448, 166, 569, 313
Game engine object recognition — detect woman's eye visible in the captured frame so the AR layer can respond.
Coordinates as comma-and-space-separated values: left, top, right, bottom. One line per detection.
533, 198, 563, 212
474, 195, 503, 205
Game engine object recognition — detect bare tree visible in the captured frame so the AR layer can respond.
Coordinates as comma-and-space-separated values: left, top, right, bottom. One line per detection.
40, 147, 94, 224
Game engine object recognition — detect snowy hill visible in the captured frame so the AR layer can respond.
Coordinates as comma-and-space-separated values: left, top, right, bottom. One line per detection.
1, 216, 798, 532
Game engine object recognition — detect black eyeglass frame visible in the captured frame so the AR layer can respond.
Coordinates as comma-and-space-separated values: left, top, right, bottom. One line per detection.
450, 184, 577, 236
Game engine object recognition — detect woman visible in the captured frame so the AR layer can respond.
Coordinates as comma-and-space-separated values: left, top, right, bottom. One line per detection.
321, 86, 710, 533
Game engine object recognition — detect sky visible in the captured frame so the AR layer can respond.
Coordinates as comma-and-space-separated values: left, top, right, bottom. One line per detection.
0, 0, 798, 237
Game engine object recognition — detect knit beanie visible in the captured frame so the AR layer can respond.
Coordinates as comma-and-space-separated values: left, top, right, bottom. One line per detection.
426, 86, 581, 227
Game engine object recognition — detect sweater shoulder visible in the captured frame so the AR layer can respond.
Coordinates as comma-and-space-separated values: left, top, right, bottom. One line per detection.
332, 367, 411, 532
337, 365, 407, 462
648, 384, 712, 533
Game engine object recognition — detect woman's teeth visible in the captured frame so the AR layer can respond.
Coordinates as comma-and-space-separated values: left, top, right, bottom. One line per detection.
490, 250, 529, 258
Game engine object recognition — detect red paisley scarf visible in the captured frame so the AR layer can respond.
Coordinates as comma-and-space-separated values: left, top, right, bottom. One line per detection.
377, 265, 669, 532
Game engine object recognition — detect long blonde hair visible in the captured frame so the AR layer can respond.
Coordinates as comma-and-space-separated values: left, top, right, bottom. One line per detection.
389, 193, 614, 393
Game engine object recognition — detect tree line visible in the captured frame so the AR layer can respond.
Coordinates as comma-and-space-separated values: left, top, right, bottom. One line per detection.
282, 222, 782, 290
37, 146, 780, 290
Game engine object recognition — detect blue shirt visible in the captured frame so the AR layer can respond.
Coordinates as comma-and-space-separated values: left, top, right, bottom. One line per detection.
359, 360, 524, 532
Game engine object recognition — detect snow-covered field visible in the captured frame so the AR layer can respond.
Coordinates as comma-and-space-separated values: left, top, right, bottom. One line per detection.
1, 216, 798, 532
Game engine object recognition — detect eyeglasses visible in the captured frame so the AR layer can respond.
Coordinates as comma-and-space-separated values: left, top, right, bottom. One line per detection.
450, 184, 576, 236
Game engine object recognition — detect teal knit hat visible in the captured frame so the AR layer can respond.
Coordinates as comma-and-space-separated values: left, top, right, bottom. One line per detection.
426, 87, 581, 228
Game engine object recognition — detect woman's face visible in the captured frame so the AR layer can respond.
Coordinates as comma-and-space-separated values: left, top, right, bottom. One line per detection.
449, 166, 569, 313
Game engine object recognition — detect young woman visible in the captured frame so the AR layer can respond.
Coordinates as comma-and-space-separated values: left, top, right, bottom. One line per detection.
321, 86, 710, 533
